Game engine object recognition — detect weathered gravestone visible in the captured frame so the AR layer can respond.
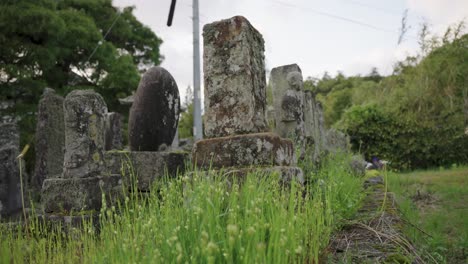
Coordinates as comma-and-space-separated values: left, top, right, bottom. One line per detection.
303, 90, 328, 162
104, 112, 123, 151
192, 16, 303, 183
42, 90, 122, 213
104, 67, 187, 192
203, 16, 268, 137
326, 128, 350, 153
32, 88, 65, 194
129, 66, 180, 151
0, 122, 21, 217
269, 64, 306, 158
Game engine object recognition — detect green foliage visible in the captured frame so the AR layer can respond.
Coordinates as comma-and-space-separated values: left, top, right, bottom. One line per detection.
0, 0, 162, 171
178, 86, 194, 139
387, 167, 468, 263
311, 25, 467, 169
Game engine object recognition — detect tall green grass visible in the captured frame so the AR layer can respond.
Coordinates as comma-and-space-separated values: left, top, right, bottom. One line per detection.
387, 167, 468, 263
1, 154, 363, 263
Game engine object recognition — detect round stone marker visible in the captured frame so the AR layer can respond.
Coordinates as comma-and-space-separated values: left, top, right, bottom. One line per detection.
129, 66, 180, 151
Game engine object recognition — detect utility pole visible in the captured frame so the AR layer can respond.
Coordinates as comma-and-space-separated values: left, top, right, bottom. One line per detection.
192, 0, 203, 141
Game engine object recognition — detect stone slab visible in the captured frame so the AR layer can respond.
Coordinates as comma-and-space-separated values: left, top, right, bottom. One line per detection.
203, 16, 268, 137
192, 132, 296, 169
193, 166, 304, 186
104, 151, 188, 191
42, 175, 122, 213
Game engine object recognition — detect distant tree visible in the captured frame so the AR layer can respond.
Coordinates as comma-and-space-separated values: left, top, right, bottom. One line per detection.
178, 86, 194, 139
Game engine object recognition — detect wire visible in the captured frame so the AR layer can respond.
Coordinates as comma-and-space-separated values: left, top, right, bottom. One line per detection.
271, 0, 401, 35
86, 10, 122, 63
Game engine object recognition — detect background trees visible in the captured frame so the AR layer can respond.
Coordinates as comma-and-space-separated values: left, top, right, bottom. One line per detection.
0, 0, 162, 170
309, 24, 468, 169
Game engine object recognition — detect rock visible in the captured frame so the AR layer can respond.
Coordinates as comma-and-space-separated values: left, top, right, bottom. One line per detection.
33, 88, 65, 192
269, 64, 305, 158
129, 66, 180, 151
104, 151, 188, 191
192, 132, 296, 169
42, 175, 122, 213
349, 155, 367, 177
203, 16, 268, 138
62, 90, 108, 178
303, 91, 328, 162
326, 128, 349, 153
42, 90, 122, 213
0, 123, 21, 217
104, 112, 123, 150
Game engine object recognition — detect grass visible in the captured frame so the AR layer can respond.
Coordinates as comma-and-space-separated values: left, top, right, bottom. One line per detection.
387, 166, 468, 263
0, 153, 363, 263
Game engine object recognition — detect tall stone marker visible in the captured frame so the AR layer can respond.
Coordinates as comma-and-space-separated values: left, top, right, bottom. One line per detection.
0, 122, 21, 217
129, 66, 180, 151
33, 88, 65, 193
193, 16, 303, 184
269, 64, 305, 158
42, 90, 121, 213
203, 16, 268, 137
104, 112, 123, 151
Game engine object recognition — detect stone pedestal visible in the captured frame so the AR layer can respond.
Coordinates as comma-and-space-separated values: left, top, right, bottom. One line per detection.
195, 16, 303, 185
42, 90, 122, 213
104, 151, 187, 191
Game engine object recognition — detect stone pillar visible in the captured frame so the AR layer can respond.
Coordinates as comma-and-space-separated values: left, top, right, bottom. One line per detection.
33, 88, 65, 194
203, 16, 268, 137
269, 64, 306, 158
193, 16, 303, 184
303, 91, 328, 163
0, 122, 21, 217
42, 90, 121, 213
105, 112, 123, 151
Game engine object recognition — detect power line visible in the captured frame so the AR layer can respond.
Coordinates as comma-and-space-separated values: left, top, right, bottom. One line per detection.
86, 10, 122, 63
271, 0, 407, 36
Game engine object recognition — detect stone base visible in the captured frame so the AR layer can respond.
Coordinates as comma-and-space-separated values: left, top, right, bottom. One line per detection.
104, 150, 188, 191
42, 175, 122, 213
194, 166, 304, 186
192, 132, 296, 169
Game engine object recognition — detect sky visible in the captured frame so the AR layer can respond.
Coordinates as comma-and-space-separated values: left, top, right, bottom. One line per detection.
113, 0, 467, 103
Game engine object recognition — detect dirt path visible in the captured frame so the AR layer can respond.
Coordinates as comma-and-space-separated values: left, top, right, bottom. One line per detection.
325, 176, 422, 263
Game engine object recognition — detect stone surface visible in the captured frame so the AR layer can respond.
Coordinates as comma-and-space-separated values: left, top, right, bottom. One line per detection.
203, 16, 268, 138
303, 91, 328, 162
33, 88, 65, 192
129, 66, 180, 151
0, 123, 21, 217
269, 64, 305, 158
326, 128, 350, 153
104, 112, 123, 150
194, 166, 304, 186
269, 64, 304, 137
349, 155, 367, 177
104, 151, 188, 191
42, 175, 122, 213
63, 90, 108, 179
192, 132, 296, 169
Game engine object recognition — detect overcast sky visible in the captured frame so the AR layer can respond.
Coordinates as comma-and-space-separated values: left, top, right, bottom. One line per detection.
114, 0, 467, 103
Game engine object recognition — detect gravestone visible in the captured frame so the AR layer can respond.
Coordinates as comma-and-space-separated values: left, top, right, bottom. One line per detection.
104, 112, 123, 150
203, 16, 268, 137
104, 67, 187, 192
303, 91, 328, 163
0, 122, 21, 217
193, 16, 303, 183
32, 88, 65, 193
129, 66, 180, 151
42, 90, 122, 213
269, 64, 305, 158
326, 128, 350, 153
